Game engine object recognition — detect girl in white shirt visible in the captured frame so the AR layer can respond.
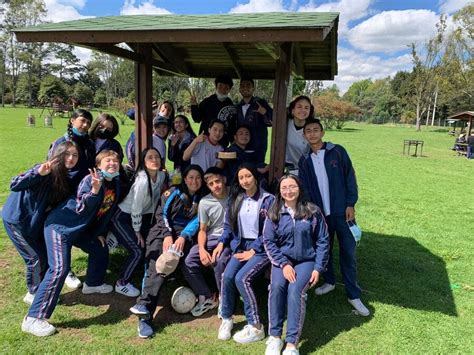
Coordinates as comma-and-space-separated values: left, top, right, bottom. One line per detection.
110, 148, 167, 297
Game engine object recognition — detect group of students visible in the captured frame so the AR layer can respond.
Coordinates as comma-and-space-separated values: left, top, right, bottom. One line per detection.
3, 79, 370, 354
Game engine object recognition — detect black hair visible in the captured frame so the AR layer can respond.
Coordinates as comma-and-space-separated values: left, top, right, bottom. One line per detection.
240, 76, 255, 87
234, 123, 252, 134
45, 141, 80, 207
135, 147, 162, 200
303, 118, 324, 132
67, 109, 93, 140
208, 119, 225, 131
179, 164, 208, 215
215, 75, 233, 88
171, 114, 196, 136
227, 162, 261, 233
88, 113, 119, 140
159, 100, 175, 121
267, 174, 318, 223
204, 167, 225, 181
288, 95, 315, 121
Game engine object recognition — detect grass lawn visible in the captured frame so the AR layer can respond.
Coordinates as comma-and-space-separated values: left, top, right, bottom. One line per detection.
0, 106, 473, 353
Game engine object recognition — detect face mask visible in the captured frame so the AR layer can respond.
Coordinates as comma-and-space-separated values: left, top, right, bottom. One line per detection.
97, 128, 114, 140
72, 126, 87, 137
216, 92, 228, 101
347, 220, 362, 245
100, 170, 119, 180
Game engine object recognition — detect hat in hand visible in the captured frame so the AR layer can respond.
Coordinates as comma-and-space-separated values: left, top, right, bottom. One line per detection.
155, 245, 183, 276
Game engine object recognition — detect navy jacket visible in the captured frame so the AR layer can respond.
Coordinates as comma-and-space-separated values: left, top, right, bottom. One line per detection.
219, 189, 274, 254
148, 187, 201, 242
95, 138, 124, 163
263, 206, 329, 272
298, 142, 358, 216
2, 165, 53, 238
44, 174, 121, 239
235, 96, 272, 164
48, 133, 96, 188
223, 143, 258, 185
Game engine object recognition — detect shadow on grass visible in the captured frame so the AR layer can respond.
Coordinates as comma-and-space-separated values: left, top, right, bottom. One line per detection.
330, 128, 362, 133
299, 231, 457, 353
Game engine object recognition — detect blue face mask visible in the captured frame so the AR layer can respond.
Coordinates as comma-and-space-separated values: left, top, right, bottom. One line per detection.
347, 220, 362, 245
100, 170, 119, 180
72, 126, 87, 137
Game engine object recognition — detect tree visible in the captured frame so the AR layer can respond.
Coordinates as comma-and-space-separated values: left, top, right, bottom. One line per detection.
38, 75, 66, 103
72, 83, 94, 105
46, 43, 82, 81
314, 92, 360, 129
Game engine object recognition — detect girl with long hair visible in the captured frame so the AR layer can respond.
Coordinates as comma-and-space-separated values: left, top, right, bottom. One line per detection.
214, 163, 274, 344
2, 142, 80, 305
263, 174, 329, 355
109, 148, 167, 297
88, 113, 124, 162
168, 114, 196, 173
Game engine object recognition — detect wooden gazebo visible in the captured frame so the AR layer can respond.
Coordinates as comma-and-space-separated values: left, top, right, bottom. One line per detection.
15, 12, 339, 180
447, 111, 473, 136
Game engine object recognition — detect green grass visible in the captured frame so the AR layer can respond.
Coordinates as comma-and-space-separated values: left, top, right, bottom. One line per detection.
1, 106, 473, 353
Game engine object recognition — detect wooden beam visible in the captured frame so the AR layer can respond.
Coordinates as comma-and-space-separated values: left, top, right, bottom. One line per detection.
293, 43, 304, 78
254, 42, 280, 60
222, 43, 243, 78
75, 42, 144, 62
15, 28, 326, 44
152, 43, 190, 75
135, 44, 153, 167
269, 42, 293, 183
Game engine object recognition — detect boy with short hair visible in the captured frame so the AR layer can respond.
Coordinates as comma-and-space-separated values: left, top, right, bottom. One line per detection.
182, 167, 232, 316
183, 119, 225, 171
152, 115, 170, 166
298, 118, 370, 317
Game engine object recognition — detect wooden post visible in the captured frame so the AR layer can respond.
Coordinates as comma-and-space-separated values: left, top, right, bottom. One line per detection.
269, 42, 293, 183
135, 44, 153, 167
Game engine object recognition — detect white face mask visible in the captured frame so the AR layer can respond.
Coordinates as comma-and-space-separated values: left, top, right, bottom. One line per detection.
216, 92, 228, 101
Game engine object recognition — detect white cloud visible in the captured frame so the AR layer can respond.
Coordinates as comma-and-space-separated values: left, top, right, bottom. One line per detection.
229, 0, 287, 13
326, 47, 413, 93
347, 10, 440, 53
43, 0, 90, 23
298, 0, 373, 36
439, 0, 471, 14
120, 0, 172, 15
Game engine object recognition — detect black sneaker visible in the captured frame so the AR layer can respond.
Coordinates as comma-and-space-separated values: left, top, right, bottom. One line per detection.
138, 319, 154, 338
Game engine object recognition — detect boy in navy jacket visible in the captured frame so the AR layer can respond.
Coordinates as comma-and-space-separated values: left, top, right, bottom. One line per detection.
298, 119, 370, 317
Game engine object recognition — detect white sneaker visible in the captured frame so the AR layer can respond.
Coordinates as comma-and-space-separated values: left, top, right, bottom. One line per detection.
233, 324, 265, 344
265, 336, 283, 355
23, 292, 35, 305
348, 298, 370, 316
218, 318, 233, 340
314, 283, 335, 296
282, 348, 300, 355
21, 316, 56, 337
65, 272, 82, 289
191, 296, 218, 317
115, 282, 140, 297
106, 231, 119, 252
82, 283, 113, 294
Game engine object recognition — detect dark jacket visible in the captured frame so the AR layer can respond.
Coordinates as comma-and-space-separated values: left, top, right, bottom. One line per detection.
191, 94, 235, 146
48, 133, 96, 188
235, 96, 272, 164
94, 138, 124, 163
168, 131, 195, 171
44, 174, 121, 239
298, 142, 358, 216
223, 143, 258, 185
147, 187, 201, 242
219, 189, 274, 254
2, 165, 54, 238
263, 206, 329, 272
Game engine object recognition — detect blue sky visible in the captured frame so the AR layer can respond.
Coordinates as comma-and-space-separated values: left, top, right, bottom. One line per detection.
42, 0, 471, 92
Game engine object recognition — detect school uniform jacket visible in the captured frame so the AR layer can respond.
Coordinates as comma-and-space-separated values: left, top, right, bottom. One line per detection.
298, 142, 358, 217
2, 165, 54, 238
147, 187, 201, 242
219, 189, 274, 254
95, 138, 124, 163
263, 206, 329, 272
44, 174, 121, 239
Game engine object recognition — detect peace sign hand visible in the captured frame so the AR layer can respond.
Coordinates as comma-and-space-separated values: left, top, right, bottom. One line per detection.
253, 101, 267, 116
89, 168, 102, 194
38, 158, 58, 176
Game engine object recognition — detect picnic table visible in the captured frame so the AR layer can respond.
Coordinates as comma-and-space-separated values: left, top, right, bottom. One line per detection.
403, 140, 424, 157
455, 143, 468, 156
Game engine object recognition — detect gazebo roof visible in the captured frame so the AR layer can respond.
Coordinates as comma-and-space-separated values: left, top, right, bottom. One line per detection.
447, 111, 474, 121
14, 12, 339, 80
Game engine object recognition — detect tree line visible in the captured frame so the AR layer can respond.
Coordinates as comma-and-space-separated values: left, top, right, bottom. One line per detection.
0, 1, 472, 131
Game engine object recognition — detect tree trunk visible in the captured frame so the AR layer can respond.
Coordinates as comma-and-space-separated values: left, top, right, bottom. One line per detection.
425, 104, 430, 127
431, 88, 438, 126
416, 101, 422, 131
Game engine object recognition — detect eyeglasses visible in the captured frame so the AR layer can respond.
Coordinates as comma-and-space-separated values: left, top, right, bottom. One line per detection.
280, 185, 299, 192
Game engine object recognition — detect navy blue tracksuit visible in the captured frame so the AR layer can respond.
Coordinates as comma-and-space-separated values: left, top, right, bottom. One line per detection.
263, 206, 329, 344
298, 142, 361, 299
28, 175, 121, 320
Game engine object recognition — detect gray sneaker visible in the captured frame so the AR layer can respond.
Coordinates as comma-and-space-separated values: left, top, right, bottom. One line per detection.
191, 297, 218, 317
21, 316, 56, 337
82, 283, 113, 294
23, 292, 35, 305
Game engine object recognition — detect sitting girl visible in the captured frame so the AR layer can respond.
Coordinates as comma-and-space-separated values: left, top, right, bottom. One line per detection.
263, 174, 329, 355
